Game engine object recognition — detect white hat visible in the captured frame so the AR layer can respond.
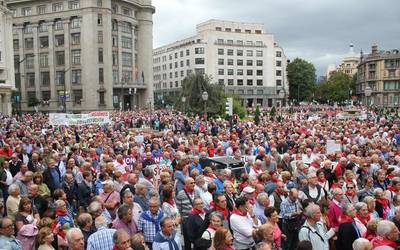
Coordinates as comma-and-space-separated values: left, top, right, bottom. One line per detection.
243, 186, 255, 194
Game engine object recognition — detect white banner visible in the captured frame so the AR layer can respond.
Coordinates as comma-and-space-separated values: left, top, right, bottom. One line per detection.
49, 112, 110, 126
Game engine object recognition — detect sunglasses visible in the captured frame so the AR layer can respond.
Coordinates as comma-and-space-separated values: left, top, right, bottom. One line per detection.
347, 187, 354, 189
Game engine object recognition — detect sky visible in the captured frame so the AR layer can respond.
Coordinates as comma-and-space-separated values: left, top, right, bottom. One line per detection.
152, 0, 400, 77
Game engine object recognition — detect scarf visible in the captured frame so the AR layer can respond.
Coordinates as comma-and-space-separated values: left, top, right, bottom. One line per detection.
208, 224, 218, 231
153, 231, 179, 250
339, 214, 354, 225
141, 210, 164, 232
345, 190, 356, 198
372, 236, 398, 249
214, 204, 229, 219
232, 208, 247, 217
183, 186, 193, 194
191, 207, 204, 215
387, 185, 398, 193
376, 197, 390, 208
356, 213, 371, 226
56, 209, 67, 217
165, 199, 175, 206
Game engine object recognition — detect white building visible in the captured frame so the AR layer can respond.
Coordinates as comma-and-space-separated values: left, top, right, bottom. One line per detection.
326, 43, 360, 80
153, 19, 289, 108
0, 0, 15, 116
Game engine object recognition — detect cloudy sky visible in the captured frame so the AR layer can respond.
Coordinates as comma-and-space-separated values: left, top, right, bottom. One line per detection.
152, 0, 400, 76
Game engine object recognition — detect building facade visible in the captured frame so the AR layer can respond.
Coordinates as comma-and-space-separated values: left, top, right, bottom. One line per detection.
0, 0, 15, 116
356, 45, 400, 107
153, 19, 289, 108
7, 0, 155, 113
326, 43, 360, 80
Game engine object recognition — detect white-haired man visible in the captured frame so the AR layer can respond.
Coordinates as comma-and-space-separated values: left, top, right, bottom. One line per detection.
298, 204, 335, 250
66, 228, 85, 250
87, 216, 116, 250
371, 220, 399, 250
352, 238, 372, 250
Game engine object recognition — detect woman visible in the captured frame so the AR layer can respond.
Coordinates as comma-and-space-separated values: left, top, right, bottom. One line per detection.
33, 172, 51, 197
37, 227, 55, 250
131, 233, 149, 250
354, 202, 370, 237
365, 218, 381, 241
374, 188, 390, 219
15, 197, 40, 250
335, 204, 361, 250
317, 169, 329, 193
174, 160, 188, 193
162, 184, 182, 245
6, 184, 21, 220
363, 196, 379, 218
358, 176, 374, 201
213, 228, 234, 250
264, 207, 285, 249
344, 183, 358, 205
201, 211, 224, 241
256, 223, 278, 250
99, 180, 120, 219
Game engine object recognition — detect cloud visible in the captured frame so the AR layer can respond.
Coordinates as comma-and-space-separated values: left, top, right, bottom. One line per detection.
152, 0, 400, 76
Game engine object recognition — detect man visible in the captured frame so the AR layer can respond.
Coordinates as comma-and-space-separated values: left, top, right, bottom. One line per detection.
12, 163, 28, 182
190, 156, 203, 175
153, 217, 182, 250
176, 178, 196, 218
206, 193, 230, 227
280, 188, 302, 250
114, 154, 128, 174
142, 152, 155, 169
213, 170, 225, 193
28, 184, 48, 217
281, 153, 293, 174
87, 215, 116, 250
15, 170, 33, 197
352, 238, 373, 250
254, 192, 270, 224
112, 229, 131, 250
328, 188, 344, 229
264, 155, 277, 173
230, 196, 260, 249
76, 213, 93, 249
66, 228, 85, 250
27, 152, 45, 173
269, 181, 286, 214
43, 158, 62, 193
298, 204, 335, 250
249, 160, 263, 178
299, 172, 325, 203
0, 217, 22, 250
8, 154, 22, 177
120, 173, 137, 199
112, 204, 138, 235
139, 167, 156, 199
138, 197, 164, 248
78, 171, 96, 210
183, 198, 205, 250
121, 190, 143, 224
62, 173, 77, 208
371, 220, 399, 250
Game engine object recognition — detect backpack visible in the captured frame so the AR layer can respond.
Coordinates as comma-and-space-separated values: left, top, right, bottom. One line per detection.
193, 230, 212, 250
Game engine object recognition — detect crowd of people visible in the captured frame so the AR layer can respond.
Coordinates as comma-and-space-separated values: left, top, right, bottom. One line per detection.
0, 107, 399, 250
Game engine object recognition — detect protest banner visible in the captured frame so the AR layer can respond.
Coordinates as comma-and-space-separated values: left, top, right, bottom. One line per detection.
49, 112, 110, 126
326, 140, 341, 154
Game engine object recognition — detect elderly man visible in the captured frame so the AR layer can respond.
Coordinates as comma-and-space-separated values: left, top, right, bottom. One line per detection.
299, 172, 325, 203
121, 190, 143, 224
371, 220, 399, 250
87, 216, 116, 250
100, 180, 120, 219
15, 170, 33, 197
112, 230, 131, 250
112, 204, 138, 235
254, 192, 270, 224
213, 170, 225, 193
176, 178, 196, 218
120, 173, 137, 199
138, 197, 165, 248
66, 228, 85, 250
298, 204, 335, 250
6, 184, 21, 220
328, 188, 344, 229
153, 217, 182, 250
28, 184, 48, 217
43, 158, 62, 193
352, 238, 373, 250
0, 217, 22, 250
249, 160, 263, 178
28, 152, 45, 173
280, 188, 302, 250
190, 156, 203, 175
77, 213, 94, 249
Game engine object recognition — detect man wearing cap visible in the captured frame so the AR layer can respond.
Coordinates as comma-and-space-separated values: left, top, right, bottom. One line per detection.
242, 186, 256, 205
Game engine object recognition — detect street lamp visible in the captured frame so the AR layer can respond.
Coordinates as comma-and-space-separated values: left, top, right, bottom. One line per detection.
62, 66, 72, 113
202, 91, 208, 119
278, 90, 285, 119
365, 85, 372, 106
181, 96, 186, 113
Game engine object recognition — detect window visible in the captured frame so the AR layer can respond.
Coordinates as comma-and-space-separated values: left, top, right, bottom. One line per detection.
227, 49, 234, 56
227, 59, 234, 66
27, 92, 37, 102
26, 73, 35, 87
247, 60, 253, 66
71, 50, 81, 65
175, 53, 178, 59
174, 72, 178, 77
218, 69, 224, 75
245, 30, 251, 34
237, 40, 243, 45
112, 20, 118, 31
97, 0, 102, 7
122, 8, 131, 16
26, 55, 34, 69
112, 36, 118, 47
218, 49, 224, 55
37, 5, 46, 14
195, 48, 205, 54
228, 69, 234, 75
122, 52, 132, 66
227, 79, 234, 85
276, 80, 282, 86
256, 41, 263, 46
38, 22, 48, 32
98, 49, 103, 63
256, 50, 263, 57
122, 70, 132, 82
256, 70, 263, 76
225, 28, 231, 32
237, 69, 243, 76
72, 70, 81, 84
98, 14, 102, 25
257, 79, 263, 86
174, 62, 178, 68
71, 18, 81, 29
186, 49, 190, 56
69, 1, 79, 9
276, 51, 282, 57
99, 68, 104, 83
55, 71, 65, 85
218, 59, 224, 65
180, 61, 184, 67
121, 36, 132, 48
112, 4, 118, 13
247, 50, 253, 57
42, 91, 51, 101
216, 27, 222, 31
276, 61, 281, 67
25, 38, 33, 49
99, 92, 105, 105
41, 72, 50, 86
247, 70, 253, 76
13, 40, 19, 50
237, 50, 243, 56
247, 79, 253, 86
257, 60, 263, 66
227, 40, 233, 45
237, 59, 243, 66
112, 51, 118, 66
235, 29, 241, 33
23, 24, 33, 34
218, 79, 224, 85
40, 54, 49, 67
55, 51, 65, 65
55, 35, 64, 47
55, 20, 64, 30
52, 3, 63, 12
246, 41, 253, 46
10, 9, 17, 17
22, 7, 32, 16
113, 70, 119, 83
121, 22, 132, 33
237, 79, 243, 85
98, 31, 103, 43
73, 90, 83, 104
217, 39, 224, 44
186, 59, 190, 66
276, 70, 282, 76
39, 37, 49, 48
71, 33, 80, 45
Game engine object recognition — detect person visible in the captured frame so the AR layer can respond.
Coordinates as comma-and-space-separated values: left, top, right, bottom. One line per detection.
161, 184, 182, 246
131, 233, 149, 250
344, 183, 359, 205
354, 202, 370, 237
6, 184, 21, 220
371, 220, 399, 250
15, 197, 39, 250
43, 158, 62, 194
28, 184, 48, 217
269, 181, 286, 214
153, 217, 182, 250
37, 227, 55, 250
77, 171, 96, 210
99, 180, 120, 219
0, 217, 22, 250
295, 240, 313, 250
200, 211, 224, 244
352, 238, 373, 250
213, 227, 234, 250
299, 172, 325, 203
134, 183, 149, 211
182, 198, 205, 250
254, 192, 270, 224
328, 188, 344, 229
66, 228, 85, 250
265, 207, 285, 249
298, 204, 335, 250
120, 173, 138, 199
76, 213, 93, 249
33, 172, 51, 198
87, 216, 116, 250
335, 203, 361, 250
374, 188, 390, 219
256, 223, 277, 250
176, 178, 196, 218
15, 170, 33, 197
112, 204, 138, 235
112, 229, 132, 250
230, 196, 259, 249
224, 181, 236, 212
121, 190, 143, 225
280, 188, 302, 250
138, 197, 164, 248
55, 199, 74, 235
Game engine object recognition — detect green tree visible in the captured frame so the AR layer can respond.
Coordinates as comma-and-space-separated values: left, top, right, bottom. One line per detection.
254, 106, 261, 125
287, 58, 317, 103
316, 72, 354, 104
27, 96, 40, 107
231, 95, 246, 119
270, 106, 276, 118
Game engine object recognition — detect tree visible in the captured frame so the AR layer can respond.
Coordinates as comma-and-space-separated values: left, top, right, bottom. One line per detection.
287, 58, 317, 103
254, 106, 261, 125
27, 96, 40, 107
177, 74, 225, 115
316, 71, 354, 104
231, 95, 246, 119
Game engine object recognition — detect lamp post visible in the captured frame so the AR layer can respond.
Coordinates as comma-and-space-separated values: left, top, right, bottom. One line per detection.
181, 96, 186, 113
365, 85, 372, 106
202, 91, 208, 119
120, 75, 126, 111
62, 66, 72, 113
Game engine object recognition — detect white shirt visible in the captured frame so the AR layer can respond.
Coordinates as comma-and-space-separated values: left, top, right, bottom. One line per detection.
298, 220, 335, 250
230, 213, 259, 247
5, 169, 13, 186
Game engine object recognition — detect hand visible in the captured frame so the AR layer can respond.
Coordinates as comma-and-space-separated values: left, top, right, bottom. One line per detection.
282, 234, 287, 240
175, 215, 181, 225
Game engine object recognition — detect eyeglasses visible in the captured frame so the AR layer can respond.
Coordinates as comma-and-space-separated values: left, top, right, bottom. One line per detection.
2, 224, 14, 229
347, 187, 354, 189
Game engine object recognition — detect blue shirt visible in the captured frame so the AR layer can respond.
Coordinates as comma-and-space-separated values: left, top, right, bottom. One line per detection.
87, 227, 116, 250
190, 163, 203, 175
50, 168, 61, 189
0, 235, 22, 250
214, 178, 224, 193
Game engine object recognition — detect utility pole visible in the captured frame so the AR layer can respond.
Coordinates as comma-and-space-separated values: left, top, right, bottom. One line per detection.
63, 66, 72, 113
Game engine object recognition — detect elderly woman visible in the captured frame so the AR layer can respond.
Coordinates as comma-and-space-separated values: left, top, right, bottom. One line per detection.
6, 184, 21, 220
99, 180, 120, 219
365, 218, 381, 241
374, 188, 390, 219
16, 197, 40, 250
213, 227, 234, 250
363, 196, 380, 218
354, 202, 370, 237
336, 203, 361, 250
201, 211, 224, 241
37, 227, 55, 250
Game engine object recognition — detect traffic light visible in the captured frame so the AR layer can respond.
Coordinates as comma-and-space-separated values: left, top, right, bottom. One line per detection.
225, 97, 233, 116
